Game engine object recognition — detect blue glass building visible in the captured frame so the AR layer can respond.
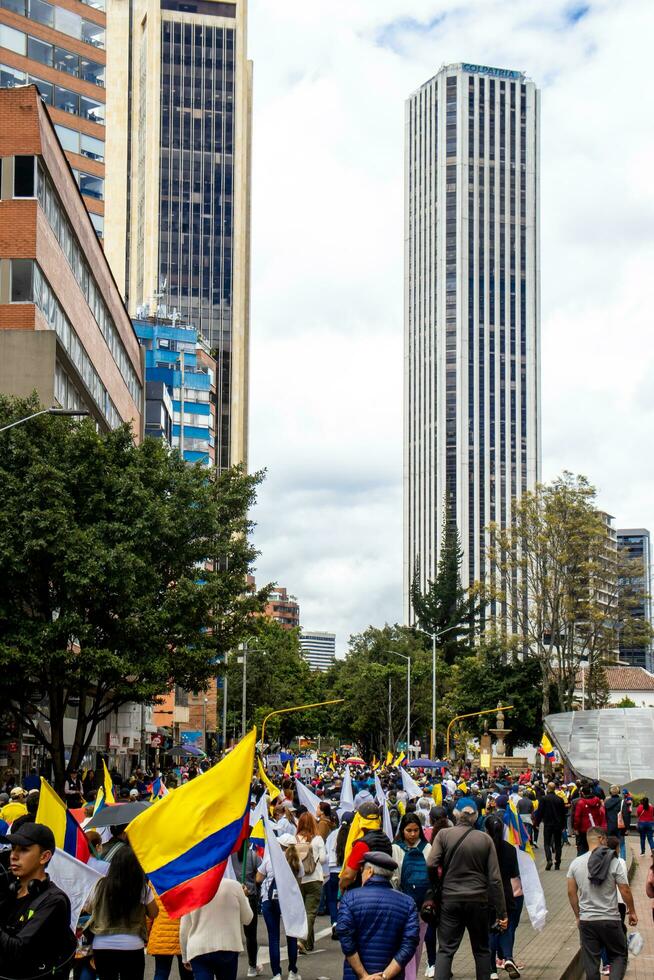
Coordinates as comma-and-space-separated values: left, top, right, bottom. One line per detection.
133, 315, 216, 465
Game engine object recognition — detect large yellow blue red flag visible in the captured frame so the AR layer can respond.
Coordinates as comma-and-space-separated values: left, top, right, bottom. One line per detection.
127, 728, 256, 918
537, 733, 556, 761
35, 778, 89, 863
503, 799, 534, 858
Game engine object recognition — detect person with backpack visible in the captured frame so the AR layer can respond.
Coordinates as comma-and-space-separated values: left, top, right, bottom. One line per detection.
392, 815, 432, 980
256, 834, 302, 980
295, 812, 326, 953
339, 802, 394, 891
572, 785, 606, 856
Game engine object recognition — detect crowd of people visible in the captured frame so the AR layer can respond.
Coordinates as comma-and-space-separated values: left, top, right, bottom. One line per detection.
0, 755, 652, 980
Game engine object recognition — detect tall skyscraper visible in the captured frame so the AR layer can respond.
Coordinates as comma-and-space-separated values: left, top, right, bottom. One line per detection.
404, 63, 541, 621
617, 528, 653, 673
105, 0, 251, 469
0, 0, 106, 235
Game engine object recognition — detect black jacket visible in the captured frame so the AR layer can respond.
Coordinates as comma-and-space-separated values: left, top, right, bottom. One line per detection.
534, 792, 566, 829
0, 876, 75, 979
604, 795, 622, 835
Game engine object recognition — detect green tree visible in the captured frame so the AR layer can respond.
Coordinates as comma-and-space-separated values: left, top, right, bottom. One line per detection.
446, 635, 543, 750
487, 472, 652, 716
224, 618, 321, 743
615, 696, 636, 708
0, 394, 267, 790
411, 516, 478, 664
324, 625, 441, 757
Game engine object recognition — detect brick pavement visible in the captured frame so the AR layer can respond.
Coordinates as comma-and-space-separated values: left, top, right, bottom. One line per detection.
626, 844, 654, 980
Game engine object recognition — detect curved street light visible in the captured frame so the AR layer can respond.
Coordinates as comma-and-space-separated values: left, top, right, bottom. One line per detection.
0, 407, 89, 433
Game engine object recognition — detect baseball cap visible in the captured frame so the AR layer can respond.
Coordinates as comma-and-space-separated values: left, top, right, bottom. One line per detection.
9, 788, 26, 799
277, 833, 297, 847
358, 801, 380, 819
0, 822, 56, 851
129, 789, 139, 799
364, 850, 397, 872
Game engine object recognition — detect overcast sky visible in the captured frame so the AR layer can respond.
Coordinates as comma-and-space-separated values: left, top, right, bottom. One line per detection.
246, 0, 654, 656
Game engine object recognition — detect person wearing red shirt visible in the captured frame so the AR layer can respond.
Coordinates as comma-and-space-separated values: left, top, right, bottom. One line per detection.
636, 797, 654, 856
572, 786, 606, 856
339, 803, 392, 891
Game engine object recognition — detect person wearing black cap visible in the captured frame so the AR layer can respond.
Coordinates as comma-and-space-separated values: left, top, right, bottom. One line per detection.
339, 802, 393, 891
0, 822, 76, 979
338, 851, 419, 980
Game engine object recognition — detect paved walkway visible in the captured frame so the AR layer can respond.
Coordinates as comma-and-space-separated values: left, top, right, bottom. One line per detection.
626, 844, 653, 980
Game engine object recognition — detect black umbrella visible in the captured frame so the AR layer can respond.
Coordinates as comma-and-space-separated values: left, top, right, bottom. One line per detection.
87, 801, 152, 828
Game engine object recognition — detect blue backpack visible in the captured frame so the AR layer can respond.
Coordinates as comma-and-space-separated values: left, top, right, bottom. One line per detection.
399, 841, 430, 907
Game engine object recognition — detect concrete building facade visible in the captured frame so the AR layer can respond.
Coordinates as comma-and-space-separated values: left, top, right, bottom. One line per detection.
0, 85, 142, 431
0, 0, 107, 234
299, 631, 336, 672
404, 63, 541, 621
104, 0, 251, 470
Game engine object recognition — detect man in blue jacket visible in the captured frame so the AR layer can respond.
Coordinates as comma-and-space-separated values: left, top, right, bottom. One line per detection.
337, 851, 419, 980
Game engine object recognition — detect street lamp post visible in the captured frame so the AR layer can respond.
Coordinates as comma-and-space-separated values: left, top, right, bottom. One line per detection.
202, 697, 208, 752
392, 652, 411, 753
0, 407, 89, 433
240, 642, 248, 740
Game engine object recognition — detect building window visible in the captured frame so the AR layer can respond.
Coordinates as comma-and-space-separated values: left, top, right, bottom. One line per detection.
0, 64, 26, 88
28, 0, 54, 28
0, 23, 26, 55
81, 133, 104, 160
14, 155, 35, 197
77, 172, 103, 200
54, 6, 81, 39
81, 19, 105, 48
1, 0, 26, 14
53, 46, 78, 76
54, 85, 79, 115
89, 211, 104, 236
10, 259, 33, 302
27, 35, 52, 65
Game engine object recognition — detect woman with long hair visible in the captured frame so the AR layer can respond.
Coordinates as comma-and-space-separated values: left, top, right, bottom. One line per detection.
87, 844, 158, 980
391, 814, 431, 980
485, 815, 522, 980
256, 834, 302, 980
295, 812, 326, 953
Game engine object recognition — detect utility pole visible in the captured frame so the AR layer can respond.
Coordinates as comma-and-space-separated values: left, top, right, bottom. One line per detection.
241, 642, 248, 739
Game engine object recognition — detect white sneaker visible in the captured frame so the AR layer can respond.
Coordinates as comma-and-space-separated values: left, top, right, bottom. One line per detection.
425, 967, 435, 978
270, 975, 282, 980
288, 972, 302, 980
247, 969, 262, 978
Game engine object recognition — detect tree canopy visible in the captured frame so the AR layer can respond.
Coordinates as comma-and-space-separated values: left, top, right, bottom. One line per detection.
0, 394, 267, 788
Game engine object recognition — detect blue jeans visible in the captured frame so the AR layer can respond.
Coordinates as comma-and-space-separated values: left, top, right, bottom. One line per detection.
425, 922, 437, 967
190, 951, 238, 980
262, 899, 298, 976
489, 896, 523, 965
326, 871, 340, 926
619, 831, 627, 861
638, 822, 654, 853
154, 955, 193, 980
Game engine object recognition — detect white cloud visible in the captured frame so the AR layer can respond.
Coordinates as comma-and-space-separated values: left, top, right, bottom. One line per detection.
247, 0, 654, 654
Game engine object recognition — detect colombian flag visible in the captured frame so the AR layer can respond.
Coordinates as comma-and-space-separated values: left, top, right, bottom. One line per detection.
503, 799, 534, 857
127, 729, 256, 919
394, 751, 406, 767
35, 779, 90, 863
147, 777, 168, 800
432, 782, 443, 806
102, 759, 116, 805
537, 733, 556, 761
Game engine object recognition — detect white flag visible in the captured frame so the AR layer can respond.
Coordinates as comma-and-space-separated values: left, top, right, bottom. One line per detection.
262, 812, 308, 940
294, 776, 322, 816
338, 765, 355, 816
400, 766, 422, 800
48, 848, 104, 928
516, 847, 547, 931
373, 773, 386, 807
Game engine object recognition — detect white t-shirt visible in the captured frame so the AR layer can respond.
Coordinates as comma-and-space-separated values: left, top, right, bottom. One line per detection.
92, 886, 153, 950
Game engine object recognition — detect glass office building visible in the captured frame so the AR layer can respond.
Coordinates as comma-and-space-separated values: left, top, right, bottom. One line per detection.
617, 528, 653, 673
0, 0, 106, 233
105, 0, 251, 470
404, 63, 541, 622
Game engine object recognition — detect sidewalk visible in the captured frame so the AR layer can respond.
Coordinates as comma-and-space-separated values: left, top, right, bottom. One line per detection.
440, 842, 582, 980
626, 844, 653, 979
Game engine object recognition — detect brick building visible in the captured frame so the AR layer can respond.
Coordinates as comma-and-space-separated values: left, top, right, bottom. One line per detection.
0, 0, 106, 235
265, 586, 300, 630
0, 84, 142, 431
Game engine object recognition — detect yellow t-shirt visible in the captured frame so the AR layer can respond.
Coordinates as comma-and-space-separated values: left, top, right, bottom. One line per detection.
0, 801, 28, 824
